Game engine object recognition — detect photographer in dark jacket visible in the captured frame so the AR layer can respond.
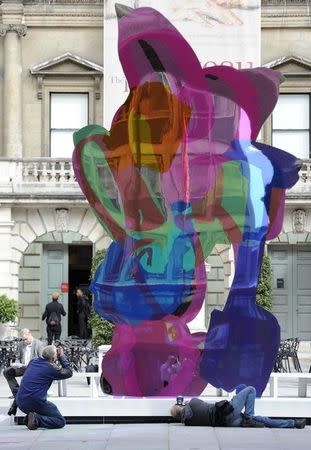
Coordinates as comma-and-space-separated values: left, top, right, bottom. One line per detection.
42, 292, 66, 344
16, 345, 73, 430
75, 288, 90, 339
171, 385, 306, 429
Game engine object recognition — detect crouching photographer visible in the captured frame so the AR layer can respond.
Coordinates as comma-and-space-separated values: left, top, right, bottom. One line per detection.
16, 344, 73, 430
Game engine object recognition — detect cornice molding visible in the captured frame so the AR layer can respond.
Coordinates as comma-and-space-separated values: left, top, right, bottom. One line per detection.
30, 52, 103, 74
22, 1, 103, 4
0, 1, 104, 27
262, 1, 310, 5
30, 52, 103, 99
261, 3, 311, 27
264, 55, 311, 70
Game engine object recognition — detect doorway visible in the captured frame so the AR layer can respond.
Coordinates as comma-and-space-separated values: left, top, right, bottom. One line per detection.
42, 245, 69, 339
42, 243, 93, 339
68, 245, 93, 337
269, 244, 311, 340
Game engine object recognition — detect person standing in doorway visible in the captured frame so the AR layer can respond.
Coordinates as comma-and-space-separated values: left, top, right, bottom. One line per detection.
75, 288, 90, 339
42, 292, 66, 345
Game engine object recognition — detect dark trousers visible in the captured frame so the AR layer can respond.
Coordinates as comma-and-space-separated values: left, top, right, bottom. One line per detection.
226, 386, 295, 428
47, 325, 61, 345
3, 365, 27, 409
19, 400, 65, 429
3, 366, 27, 396
78, 313, 88, 339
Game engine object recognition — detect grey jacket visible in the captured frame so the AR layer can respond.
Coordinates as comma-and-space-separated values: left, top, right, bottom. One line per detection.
18, 338, 44, 365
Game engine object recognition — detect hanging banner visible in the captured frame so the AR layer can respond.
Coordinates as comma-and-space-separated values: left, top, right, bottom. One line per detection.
103, 0, 261, 129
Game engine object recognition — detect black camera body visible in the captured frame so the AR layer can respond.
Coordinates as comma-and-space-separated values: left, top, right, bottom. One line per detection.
54, 340, 69, 349
176, 396, 184, 406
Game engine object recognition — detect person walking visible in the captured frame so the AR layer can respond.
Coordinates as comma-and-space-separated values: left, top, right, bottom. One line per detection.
16, 345, 73, 430
170, 385, 306, 429
75, 288, 90, 339
42, 292, 66, 344
3, 329, 44, 416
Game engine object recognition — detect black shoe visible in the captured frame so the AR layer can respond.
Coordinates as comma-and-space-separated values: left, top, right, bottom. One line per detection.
241, 416, 265, 428
23, 414, 29, 426
294, 419, 306, 429
7, 404, 17, 416
26, 412, 38, 430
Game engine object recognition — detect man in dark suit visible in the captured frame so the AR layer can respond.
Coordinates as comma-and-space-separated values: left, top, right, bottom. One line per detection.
3, 328, 44, 416
76, 288, 90, 339
42, 292, 66, 345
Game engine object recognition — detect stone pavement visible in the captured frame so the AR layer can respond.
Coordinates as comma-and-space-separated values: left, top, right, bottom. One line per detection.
0, 350, 309, 449
0, 422, 310, 450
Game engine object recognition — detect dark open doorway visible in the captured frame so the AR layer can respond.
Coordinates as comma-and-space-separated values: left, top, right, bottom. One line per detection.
68, 245, 93, 337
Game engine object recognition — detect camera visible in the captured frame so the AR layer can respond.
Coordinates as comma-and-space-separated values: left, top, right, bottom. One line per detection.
54, 340, 68, 348
176, 396, 184, 406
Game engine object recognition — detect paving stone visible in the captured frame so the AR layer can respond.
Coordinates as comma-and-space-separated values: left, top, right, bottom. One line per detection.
1, 372, 311, 450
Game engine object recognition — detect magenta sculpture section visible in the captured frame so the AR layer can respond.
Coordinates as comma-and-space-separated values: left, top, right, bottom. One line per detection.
73, 4, 300, 397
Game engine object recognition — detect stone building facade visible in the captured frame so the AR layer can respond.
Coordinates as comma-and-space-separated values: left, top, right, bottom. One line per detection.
261, 0, 311, 339
0, 1, 310, 340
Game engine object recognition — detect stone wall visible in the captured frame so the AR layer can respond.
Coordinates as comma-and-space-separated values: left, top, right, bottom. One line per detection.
0, 1, 103, 157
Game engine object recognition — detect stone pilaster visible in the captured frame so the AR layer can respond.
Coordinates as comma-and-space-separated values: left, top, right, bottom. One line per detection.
0, 22, 27, 158
0, 207, 17, 299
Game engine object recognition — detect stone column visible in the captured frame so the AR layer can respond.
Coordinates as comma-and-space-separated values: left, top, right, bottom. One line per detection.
0, 207, 17, 299
0, 23, 27, 158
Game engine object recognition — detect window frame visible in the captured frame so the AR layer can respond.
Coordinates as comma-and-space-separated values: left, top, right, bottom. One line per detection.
42, 81, 96, 157
261, 71, 311, 162
49, 92, 89, 158
271, 92, 311, 159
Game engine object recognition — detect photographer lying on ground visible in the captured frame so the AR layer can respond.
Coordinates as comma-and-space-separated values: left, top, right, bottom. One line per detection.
16, 344, 73, 430
171, 385, 306, 429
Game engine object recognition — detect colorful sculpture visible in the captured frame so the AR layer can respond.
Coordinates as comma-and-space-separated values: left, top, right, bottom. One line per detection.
73, 4, 300, 396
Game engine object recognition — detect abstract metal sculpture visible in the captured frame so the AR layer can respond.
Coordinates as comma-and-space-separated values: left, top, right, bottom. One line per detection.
73, 4, 300, 396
